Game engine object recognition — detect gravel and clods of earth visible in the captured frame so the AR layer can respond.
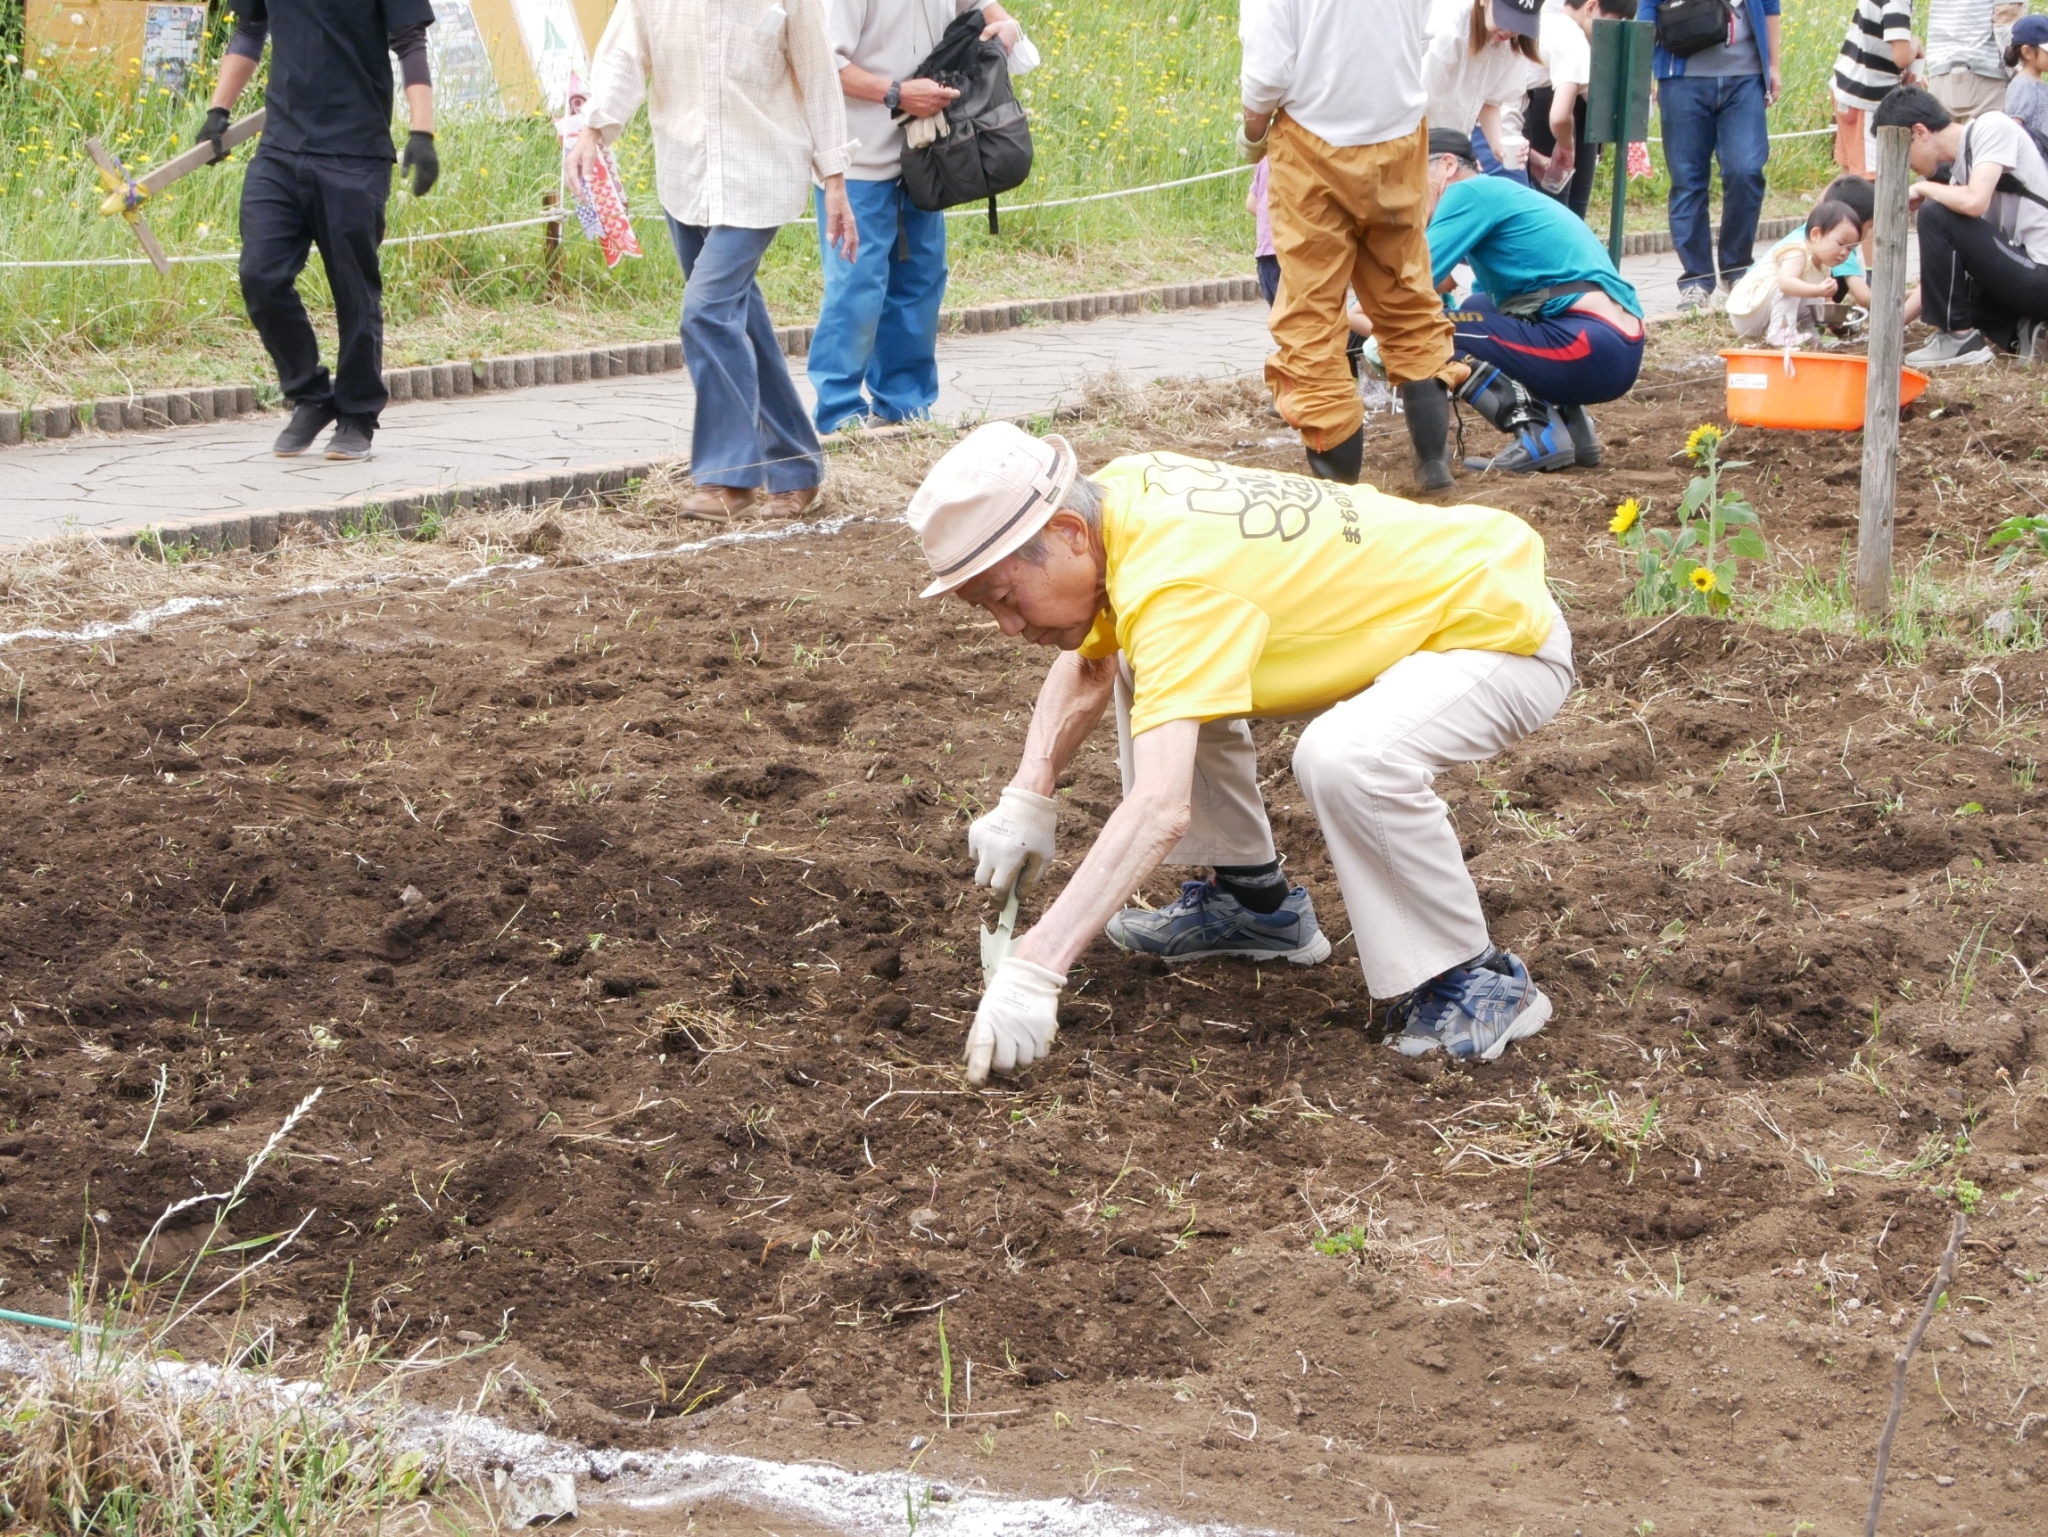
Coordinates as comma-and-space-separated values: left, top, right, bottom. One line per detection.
1, 360, 2046, 1536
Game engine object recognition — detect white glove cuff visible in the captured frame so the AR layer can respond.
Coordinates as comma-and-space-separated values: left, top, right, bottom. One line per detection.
1001, 786, 1058, 814
998, 957, 1066, 994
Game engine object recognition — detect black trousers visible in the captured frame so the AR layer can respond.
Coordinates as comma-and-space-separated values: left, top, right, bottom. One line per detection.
239, 149, 391, 423
1526, 87, 1598, 221
1918, 199, 2048, 350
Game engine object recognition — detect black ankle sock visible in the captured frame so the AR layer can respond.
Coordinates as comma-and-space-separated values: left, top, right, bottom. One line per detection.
1214, 861, 1288, 915
1463, 944, 1511, 975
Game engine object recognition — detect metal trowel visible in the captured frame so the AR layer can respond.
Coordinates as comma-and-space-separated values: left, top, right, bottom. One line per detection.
979, 875, 1022, 987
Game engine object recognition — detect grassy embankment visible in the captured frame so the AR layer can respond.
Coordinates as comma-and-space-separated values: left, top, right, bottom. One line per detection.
2, 0, 1849, 407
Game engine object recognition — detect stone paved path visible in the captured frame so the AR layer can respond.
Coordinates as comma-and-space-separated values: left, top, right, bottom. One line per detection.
0, 249, 1702, 548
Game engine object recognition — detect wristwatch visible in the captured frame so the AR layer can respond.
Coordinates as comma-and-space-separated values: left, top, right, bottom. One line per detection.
884, 79, 902, 112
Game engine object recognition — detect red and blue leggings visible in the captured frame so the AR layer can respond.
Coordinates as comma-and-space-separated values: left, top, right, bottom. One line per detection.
1448, 292, 1644, 407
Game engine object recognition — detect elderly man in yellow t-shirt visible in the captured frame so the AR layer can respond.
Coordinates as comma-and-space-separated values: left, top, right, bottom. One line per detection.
907, 422, 1575, 1083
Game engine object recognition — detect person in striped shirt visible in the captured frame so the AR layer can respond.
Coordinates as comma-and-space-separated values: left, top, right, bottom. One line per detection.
1833, 0, 1920, 176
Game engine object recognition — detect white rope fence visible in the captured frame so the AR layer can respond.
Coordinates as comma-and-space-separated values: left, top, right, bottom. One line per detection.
0, 123, 1840, 273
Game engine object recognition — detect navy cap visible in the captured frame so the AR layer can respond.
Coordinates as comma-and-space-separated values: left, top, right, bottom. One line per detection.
1491, 0, 1543, 39
2015, 13, 2048, 48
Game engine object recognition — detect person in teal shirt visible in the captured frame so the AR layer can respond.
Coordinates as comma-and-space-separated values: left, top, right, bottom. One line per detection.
1422, 129, 1646, 473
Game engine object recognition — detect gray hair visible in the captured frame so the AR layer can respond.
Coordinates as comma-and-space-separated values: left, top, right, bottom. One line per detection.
1011, 474, 1103, 565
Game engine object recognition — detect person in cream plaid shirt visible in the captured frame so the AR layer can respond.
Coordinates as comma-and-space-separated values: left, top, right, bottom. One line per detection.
572, 0, 861, 521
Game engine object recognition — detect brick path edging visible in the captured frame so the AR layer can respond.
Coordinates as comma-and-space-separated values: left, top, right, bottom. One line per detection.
0, 277, 1266, 450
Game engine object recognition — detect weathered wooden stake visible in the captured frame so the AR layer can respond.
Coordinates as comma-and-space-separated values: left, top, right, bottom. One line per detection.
1856, 125, 1912, 618
542, 191, 564, 294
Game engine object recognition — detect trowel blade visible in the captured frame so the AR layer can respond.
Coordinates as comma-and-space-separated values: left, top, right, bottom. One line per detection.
979, 878, 1022, 987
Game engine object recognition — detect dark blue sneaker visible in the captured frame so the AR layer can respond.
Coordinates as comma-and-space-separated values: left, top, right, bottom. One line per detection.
1105, 880, 1331, 965
1389, 951, 1551, 1061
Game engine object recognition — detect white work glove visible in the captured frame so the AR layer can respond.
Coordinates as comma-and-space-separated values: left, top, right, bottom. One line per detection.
964, 958, 1063, 1085
967, 786, 1057, 893
1235, 120, 1269, 164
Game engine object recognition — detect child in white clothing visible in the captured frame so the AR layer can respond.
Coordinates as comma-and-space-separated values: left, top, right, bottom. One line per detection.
1727, 202, 1865, 346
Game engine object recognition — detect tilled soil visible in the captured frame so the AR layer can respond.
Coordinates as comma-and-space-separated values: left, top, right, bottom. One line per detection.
2, 366, 2046, 1535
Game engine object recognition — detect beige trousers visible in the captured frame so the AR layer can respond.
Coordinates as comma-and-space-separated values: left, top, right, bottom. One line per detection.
1114, 613, 1575, 998
1929, 70, 2009, 123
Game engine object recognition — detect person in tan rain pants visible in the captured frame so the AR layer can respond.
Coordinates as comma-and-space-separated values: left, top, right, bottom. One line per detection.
1239, 0, 1459, 491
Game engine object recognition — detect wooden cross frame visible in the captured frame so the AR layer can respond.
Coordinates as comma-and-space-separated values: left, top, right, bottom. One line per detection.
86, 108, 267, 275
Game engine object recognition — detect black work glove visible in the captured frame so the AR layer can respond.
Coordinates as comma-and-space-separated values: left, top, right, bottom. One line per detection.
399, 130, 439, 196
198, 106, 232, 165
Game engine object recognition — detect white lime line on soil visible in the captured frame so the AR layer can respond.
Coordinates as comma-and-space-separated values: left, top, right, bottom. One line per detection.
428, 1406, 1273, 1537
0, 1329, 1270, 1537
0, 512, 879, 652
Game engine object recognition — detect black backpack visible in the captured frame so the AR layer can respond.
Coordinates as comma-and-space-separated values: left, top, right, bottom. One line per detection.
1654, 0, 1733, 58
897, 9, 1033, 232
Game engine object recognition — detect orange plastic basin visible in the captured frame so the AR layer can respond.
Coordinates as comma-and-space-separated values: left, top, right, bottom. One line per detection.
1719, 349, 1930, 431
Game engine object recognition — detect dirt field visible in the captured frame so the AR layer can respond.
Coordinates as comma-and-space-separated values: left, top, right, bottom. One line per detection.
2, 363, 2046, 1536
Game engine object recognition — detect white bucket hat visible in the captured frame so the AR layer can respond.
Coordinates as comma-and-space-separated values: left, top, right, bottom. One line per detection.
908, 422, 1079, 599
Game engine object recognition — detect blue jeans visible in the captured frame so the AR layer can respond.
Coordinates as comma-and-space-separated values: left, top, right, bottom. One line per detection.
807, 178, 949, 434
1658, 73, 1770, 294
666, 220, 823, 491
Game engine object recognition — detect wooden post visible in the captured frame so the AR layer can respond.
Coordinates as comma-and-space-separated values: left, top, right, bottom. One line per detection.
1856, 125, 1912, 618
542, 191, 563, 294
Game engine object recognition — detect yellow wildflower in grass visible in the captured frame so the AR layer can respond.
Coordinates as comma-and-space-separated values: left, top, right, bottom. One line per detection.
1609, 497, 1641, 535
1689, 567, 1717, 594
1684, 423, 1723, 462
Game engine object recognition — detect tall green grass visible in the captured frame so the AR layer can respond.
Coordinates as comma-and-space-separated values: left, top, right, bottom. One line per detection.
0, 0, 1855, 404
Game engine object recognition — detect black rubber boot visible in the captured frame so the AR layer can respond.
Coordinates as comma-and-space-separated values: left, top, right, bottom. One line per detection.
1557, 402, 1603, 467
1304, 426, 1363, 485
1398, 379, 1454, 492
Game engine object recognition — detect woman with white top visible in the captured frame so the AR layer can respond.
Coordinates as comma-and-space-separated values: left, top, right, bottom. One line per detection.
1422, 0, 1545, 181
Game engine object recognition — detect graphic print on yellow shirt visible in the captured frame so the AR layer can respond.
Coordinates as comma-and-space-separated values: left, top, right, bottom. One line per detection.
1076, 454, 1555, 736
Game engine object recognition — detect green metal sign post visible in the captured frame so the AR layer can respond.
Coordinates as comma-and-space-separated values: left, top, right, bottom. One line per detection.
1587, 17, 1655, 268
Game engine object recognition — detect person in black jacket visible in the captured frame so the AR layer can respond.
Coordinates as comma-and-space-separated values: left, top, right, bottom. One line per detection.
202, 1, 440, 462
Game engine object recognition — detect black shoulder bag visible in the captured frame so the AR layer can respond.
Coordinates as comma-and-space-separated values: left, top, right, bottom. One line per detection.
1654, 0, 1733, 59
897, 8, 1034, 233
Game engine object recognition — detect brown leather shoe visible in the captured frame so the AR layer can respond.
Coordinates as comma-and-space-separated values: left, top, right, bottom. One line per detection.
680, 484, 757, 521
760, 486, 823, 520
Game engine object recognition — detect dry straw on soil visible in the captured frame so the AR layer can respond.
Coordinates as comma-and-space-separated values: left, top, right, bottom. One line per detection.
0, 1092, 488, 1536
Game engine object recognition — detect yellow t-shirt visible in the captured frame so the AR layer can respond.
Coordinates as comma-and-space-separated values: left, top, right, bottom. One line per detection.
1076, 454, 1555, 736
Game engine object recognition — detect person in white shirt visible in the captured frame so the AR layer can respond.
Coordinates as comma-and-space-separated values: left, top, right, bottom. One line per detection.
1528, 0, 1634, 218
1423, 0, 1542, 177
810, 1, 1025, 436
1876, 86, 2048, 368
572, 0, 860, 522
1925, 0, 2027, 124
1240, 0, 1459, 493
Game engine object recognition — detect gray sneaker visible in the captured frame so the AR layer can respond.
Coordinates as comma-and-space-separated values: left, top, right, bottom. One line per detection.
1904, 329, 1994, 368
324, 419, 375, 461
1388, 950, 1552, 1062
1105, 880, 1332, 966
2017, 318, 2048, 368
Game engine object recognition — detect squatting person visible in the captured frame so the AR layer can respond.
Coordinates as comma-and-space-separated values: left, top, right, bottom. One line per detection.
1876, 84, 2048, 368
1422, 129, 1644, 474
204, 0, 440, 463
905, 423, 1574, 1084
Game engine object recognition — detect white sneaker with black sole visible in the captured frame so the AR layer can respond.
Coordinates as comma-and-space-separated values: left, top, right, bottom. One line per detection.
1905, 329, 1996, 368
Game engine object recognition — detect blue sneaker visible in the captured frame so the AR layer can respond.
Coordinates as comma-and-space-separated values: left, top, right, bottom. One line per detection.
1389, 951, 1551, 1061
1105, 880, 1332, 966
